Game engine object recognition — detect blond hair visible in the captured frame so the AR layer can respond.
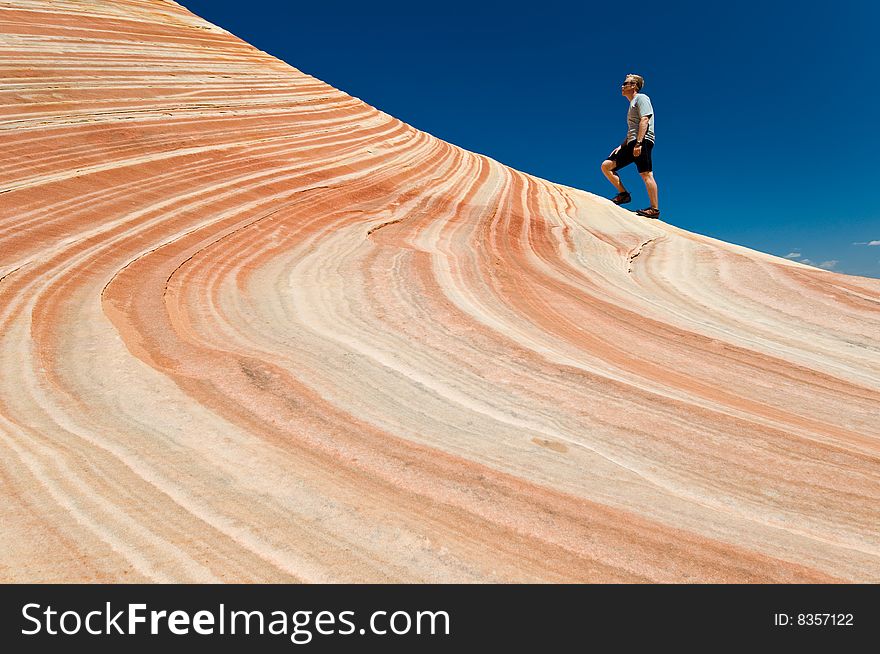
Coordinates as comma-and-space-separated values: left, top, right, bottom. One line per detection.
626, 74, 645, 91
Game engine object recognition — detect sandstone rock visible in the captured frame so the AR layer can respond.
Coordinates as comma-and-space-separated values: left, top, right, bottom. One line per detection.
1, 0, 878, 582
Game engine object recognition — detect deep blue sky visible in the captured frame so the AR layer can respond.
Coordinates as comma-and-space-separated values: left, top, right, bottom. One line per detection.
179, 0, 879, 278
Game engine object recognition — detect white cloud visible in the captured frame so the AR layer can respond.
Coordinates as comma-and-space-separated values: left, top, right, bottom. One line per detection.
853, 240, 880, 246
783, 252, 801, 258
798, 258, 840, 270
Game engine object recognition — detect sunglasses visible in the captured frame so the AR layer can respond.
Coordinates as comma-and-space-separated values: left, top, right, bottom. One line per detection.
621, 81, 637, 86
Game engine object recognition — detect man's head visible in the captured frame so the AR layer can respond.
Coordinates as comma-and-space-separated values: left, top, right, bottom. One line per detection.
621, 74, 644, 98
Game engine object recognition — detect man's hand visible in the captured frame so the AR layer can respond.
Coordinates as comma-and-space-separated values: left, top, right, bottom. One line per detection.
633, 144, 642, 157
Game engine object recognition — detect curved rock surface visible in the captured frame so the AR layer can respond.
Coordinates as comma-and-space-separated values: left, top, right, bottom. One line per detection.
1, 1, 878, 582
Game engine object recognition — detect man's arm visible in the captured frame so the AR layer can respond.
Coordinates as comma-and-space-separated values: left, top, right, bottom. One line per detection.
636, 116, 650, 143
634, 115, 651, 153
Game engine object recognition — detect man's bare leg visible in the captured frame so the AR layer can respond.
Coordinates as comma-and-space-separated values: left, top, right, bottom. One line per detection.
601, 159, 626, 193
640, 171, 659, 209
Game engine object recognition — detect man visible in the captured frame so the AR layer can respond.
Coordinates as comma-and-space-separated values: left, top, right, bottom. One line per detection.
601, 74, 660, 219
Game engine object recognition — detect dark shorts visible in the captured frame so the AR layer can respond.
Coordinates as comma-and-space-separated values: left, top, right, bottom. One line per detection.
607, 139, 654, 173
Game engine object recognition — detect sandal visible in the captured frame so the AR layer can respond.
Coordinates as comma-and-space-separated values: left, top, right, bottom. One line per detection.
611, 191, 631, 205
636, 207, 660, 219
